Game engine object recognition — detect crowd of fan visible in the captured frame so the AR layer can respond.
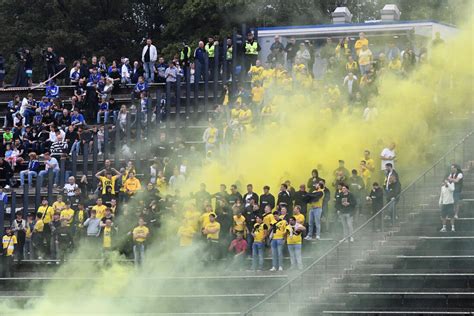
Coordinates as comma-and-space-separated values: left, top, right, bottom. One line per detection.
1, 31, 445, 276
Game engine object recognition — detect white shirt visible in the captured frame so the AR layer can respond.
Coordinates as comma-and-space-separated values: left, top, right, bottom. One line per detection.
45, 157, 60, 171
343, 75, 357, 95
64, 183, 78, 197
141, 44, 158, 63
121, 64, 130, 78
439, 182, 455, 205
380, 148, 396, 170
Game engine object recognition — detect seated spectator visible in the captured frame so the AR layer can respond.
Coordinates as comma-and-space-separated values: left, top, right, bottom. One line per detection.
0, 157, 14, 188
97, 96, 110, 124
20, 152, 40, 188
71, 109, 86, 127
63, 176, 78, 199
45, 80, 59, 99
37, 151, 60, 187
69, 60, 81, 84
124, 172, 141, 196
121, 58, 131, 84
228, 232, 247, 269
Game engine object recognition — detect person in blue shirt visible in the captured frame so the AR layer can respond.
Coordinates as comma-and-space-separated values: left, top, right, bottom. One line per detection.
38, 96, 52, 113
131, 76, 148, 101
45, 81, 59, 99
87, 67, 101, 86
71, 109, 86, 127
97, 96, 109, 124
156, 57, 167, 83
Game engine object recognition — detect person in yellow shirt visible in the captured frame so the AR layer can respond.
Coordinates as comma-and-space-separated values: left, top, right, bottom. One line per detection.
37, 197, 54, 258
203, 213, 220, 260
95, 168, 121, 196
124, 172, 142, 196
52, 195, 66, 213
230, 103, 242, 125
362, 150, 376, 173
251, 82, 264, 107
239, 104, 253, 132
102, 218, 114, 251
200, 204, 214, 233
132, 217, 149, 267
262, 205, 275, 229
202, 121, 219, 154
270, 211, 287, 271
60, 201, 75, 226
92, 198, 107, 220
2, 227, 17, 277
178, 220, 196, 247
251, 215, 268, 271
285, 216, 306, 270
388, 56, 402, 73
304, 182, 325, 241
345, 55, 359, 74
232, 209, 247, 236
360, 160, 372, 192
24, 213, 35, 260
354, 32, 369, 56
358, 44, 372, 75
293, 205, 305, 225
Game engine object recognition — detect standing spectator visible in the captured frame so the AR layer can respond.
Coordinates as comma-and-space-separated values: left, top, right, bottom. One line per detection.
56, 57, 67, 85
304, 40, 315, 77
83, 210, 101, 241
260, 185, 275, 211
251, 215, 267, 271
42, 46, 57, 79
202, 121, 218, 154
205, 36, 217, 78
439, 178, 455, 232
12, 212, 26, 262
358, 44, 373, 75
304, 182, 324, 241
165, 61, 178, 84
336, 184, 356, 242
284, 37, 297, 71
269, 211, 286, 271
295, 43, 310, 69
132, 217, 149, 267
141, 38, 158, 83
244, 32, 260, 73
194, 41, 206, 82
343, 72, 359, 101
293, 184, 308, 216
130, 61, 144, 84
354, 32, 369, 57
202, 213, 220, 261
20, 152, 40, 188
448, 164, 463, 219
277, 183, 292, 209
2, 227, 16, 277
121, 58, 131, 84
380, 143, 396, 171
368, 182, 384, 231
155, 57, 167, 83
24, 213, 35, 260
24, 49, 33, 87
286, 216, 305, 270
179, 42, 192, 80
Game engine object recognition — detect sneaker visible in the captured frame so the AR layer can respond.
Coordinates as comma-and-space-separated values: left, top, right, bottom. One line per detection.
269, 267, 276, 272
349, 237, 354, 242
4, 185, 10, 190
278, 266, 283, 271
316, 235, 321, 240
451, 227, 455, 232
304, 236, 313, 241
440, 227, 447, 232
454, 215, 459, 219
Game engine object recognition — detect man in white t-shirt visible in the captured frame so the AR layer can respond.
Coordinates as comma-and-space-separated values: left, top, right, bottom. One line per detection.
38, 152, 60, 187
380, 143, 396, 170
63, 176, 78, 198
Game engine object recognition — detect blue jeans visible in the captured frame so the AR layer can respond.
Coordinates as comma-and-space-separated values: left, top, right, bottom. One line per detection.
288, 244, 303, 269
96, 111, 109, 124
20, 170, 37, 187
251, 242, 264, 270
271, 239, 284, 269
143, 62, 155, 83
70, 141, 81, 155
308, 207, 322, 238
38, 169, 59, 187
133, 243, 145, 267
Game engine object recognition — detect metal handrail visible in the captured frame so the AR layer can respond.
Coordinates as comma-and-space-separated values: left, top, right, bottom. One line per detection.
242, 130, 474, 315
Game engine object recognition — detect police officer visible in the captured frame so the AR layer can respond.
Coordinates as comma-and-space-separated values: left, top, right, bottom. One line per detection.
205, 36, 218, 79
244, 32, 261, 73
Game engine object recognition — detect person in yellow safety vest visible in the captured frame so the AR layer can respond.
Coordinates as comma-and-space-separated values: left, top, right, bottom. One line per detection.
179, 42, 192, 80
244, 32, 261, 73
205, 36, 218, 79
202, 120, 219, 154
304, 182, 325, 241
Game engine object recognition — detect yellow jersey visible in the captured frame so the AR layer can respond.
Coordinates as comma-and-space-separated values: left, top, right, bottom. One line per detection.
93, 204, 107, 220
355, 38, 369, 55
34, 219, 44, 233
52, 201, 66, 212
133, 226, 149, 243
37, 206, 54, 224
286, 225, 302, 245
272, 219, 287, 240
124, 178, 141, 194
2, 235, 17, 256
308, 189, 324, 209
200, 211, 212, 230
60, 208, 75, 226
262, 213, 274, 228
233, 215, 246, 232
294, 213, 305, 225
253, 223, 268, 243
251, 86, 264, 103
99, 176, 118, 195
103, 226, 112, 248
204, 222, 220, 240
178, 225, 196, 247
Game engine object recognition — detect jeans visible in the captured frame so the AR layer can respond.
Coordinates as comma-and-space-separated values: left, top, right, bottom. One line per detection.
96, 111, 109, 124
287, 244, 303, 269
360, 64, 371, 75
20, 170, 37, 187
143, 62, 155, 83
23, 108, 36, 125
133, 243, 145, 267
38, 169, 60, 187
70, 141, 81, 155
251, 242, 264, 270
271, 239, 284, 269
24, 239, 34, 260
308, 207, 322, 238
339, 213, 354, 239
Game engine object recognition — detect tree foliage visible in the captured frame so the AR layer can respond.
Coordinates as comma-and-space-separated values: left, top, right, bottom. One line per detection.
0, 0, 468, 82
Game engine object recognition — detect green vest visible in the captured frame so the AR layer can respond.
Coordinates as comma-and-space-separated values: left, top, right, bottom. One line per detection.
180, 46, 191, 61
245, 41, 258, 55
226, 46, 233, 60
205, 43, 215, 58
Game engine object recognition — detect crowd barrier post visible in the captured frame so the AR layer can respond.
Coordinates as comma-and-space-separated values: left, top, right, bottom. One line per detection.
92, 133, 98, 190
11, 191, 16, 221
114, 126, 120, 168
231, 30, 238, 94
83, 143, 89, 177
204, 57, 209, 118
71, 150, 78, 178
213, 45, 219, 106
35, 175, 41, 211
176, 73, 182, 128
22, 183, 28, 214
223, 38, 228, 86
126, 112, 131, 146
59, 157, 65, 188
165, 81, 171, 131
47, 169, 53, 204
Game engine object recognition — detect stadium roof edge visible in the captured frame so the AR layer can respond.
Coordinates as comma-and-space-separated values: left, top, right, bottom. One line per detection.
256, 20, 457, 36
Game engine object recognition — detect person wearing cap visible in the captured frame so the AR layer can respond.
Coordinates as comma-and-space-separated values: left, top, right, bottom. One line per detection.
244, 31, 261, 73
2, 227, 17, 277
203, 212, 221, 260
142, 38, 158, 83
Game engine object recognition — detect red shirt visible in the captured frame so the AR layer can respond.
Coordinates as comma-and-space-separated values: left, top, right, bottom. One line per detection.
229, 238, 248, 254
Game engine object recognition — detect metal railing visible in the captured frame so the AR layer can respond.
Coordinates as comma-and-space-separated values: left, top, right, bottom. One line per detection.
242, 130, 474, 315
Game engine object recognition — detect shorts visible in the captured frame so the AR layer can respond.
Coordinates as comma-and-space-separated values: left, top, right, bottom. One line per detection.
441, 204, 454, 218
453, 191, 461, 203
26, 69, 33, 78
